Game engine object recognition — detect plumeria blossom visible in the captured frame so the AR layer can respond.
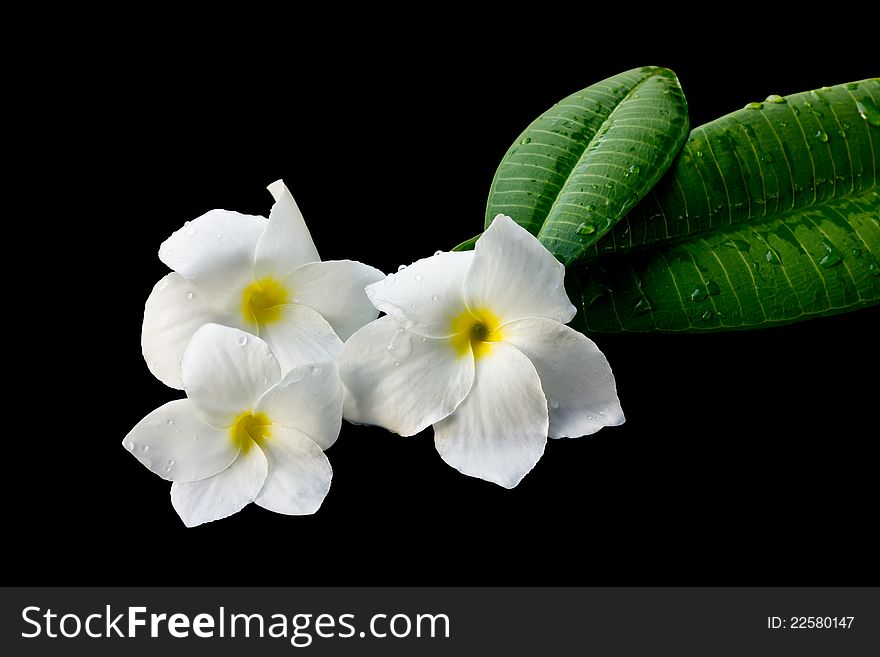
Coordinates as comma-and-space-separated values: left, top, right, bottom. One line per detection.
124, 323, 341, 526
143, 180, 384, 388
340, 214, 623, 488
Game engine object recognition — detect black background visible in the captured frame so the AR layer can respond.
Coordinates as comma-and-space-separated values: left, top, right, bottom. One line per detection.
16, 23, 878, 585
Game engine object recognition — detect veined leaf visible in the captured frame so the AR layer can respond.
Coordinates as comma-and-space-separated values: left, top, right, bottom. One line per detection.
484, 66, 689, 265
586, 78, 880, 258
569, 79, 880, 333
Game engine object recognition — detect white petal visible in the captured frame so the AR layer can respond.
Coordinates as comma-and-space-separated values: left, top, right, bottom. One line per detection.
141, 273, 239, 389
258, 304, 343, 374
254, 426, 332, 516
365, 251, 474, 337
434, 342, 548, 488
285, 260, 385, 340
254, 362, 343, 450
340, 316, 474, 436
254, 180, 321, 279
501, 318, 624, 438
170, 443, 268, 527
159, 210, 265, 304
123, 399, 240, 482
181, 324, 281, 427
464, 214, 576, 324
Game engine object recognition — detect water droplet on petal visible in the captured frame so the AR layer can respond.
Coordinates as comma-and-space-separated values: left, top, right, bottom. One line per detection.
397, 264, 407, 272
166, 419, 174, 425
309, 365, 320, 374
431, 295, 439, 302
548, 398, 560, 410
237, 335, 248, 346
185, 291, 194, 299
434, 250, 443, 256
141, 445, 150, 452
415, 274, 423, 282
192, 434, 199, 441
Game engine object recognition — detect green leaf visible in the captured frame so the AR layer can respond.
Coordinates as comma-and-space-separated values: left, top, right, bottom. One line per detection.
585, 78, 880, 259
569, 79, 880, 333
484, 66, 689, 265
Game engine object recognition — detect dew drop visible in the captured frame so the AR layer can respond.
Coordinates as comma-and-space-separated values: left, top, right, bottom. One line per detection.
690, 287, 707, 302
415, 274, 424, 282
431, 295, 439, 302
548, 398, 560, 410
238, 336, 248, 346
701, 309, 715, 321
724, 238, 750, 252
628, 164, 641, 175
761, 152, 774, 164
184, 228, 196, 237
141, 445, 150, 452
409, 304, 416, 310
166, 419, 174, 425
633, 298, 653, 315
185, 291, 194, 299
744, 102, 763, 110
434, 250, 443, 256
309, 365, 320, 374
520, 137, 531, 144
764, 94, 786, 104
815, 129, 829, 143
819, 240, 843, 268
765, 247, 782, 265
575, 222, 596, 236
192, 434, 199, 441
397, 264, 407, 271
855, 98, 880, 127
706, 280, 721, 296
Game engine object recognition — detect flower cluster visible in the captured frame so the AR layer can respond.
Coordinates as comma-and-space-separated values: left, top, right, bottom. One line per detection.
126, 182, 623, 526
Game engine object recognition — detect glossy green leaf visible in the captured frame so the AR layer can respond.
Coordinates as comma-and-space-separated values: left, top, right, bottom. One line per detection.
483, 66, 689, 265
570, 79, 880, 332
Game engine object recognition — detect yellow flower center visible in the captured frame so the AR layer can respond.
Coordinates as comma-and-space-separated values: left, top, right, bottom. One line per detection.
229, 411, 272, 454
449, 307, 504, 360
241, 277, 291, 326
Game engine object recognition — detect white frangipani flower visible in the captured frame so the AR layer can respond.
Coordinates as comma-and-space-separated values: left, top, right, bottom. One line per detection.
124, 323, 341, 527
143, 180, 384, 388
340, 214, 623, 488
